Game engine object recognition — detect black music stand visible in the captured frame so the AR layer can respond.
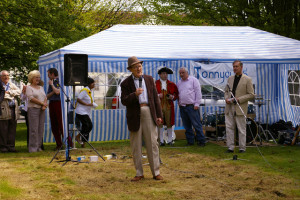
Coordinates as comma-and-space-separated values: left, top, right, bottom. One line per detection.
255, 95, 277, 144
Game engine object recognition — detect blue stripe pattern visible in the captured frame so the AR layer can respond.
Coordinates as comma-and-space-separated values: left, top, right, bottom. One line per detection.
40, 59, 300, 142
38, 25, 300, 142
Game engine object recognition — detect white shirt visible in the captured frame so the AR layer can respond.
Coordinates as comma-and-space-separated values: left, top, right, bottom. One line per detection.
132, 75, 148, 104
75, 87, 94, 115
160, 79, 167, 90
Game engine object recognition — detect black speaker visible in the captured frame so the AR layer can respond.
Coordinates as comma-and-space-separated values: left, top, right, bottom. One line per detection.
64, 54, 88, 86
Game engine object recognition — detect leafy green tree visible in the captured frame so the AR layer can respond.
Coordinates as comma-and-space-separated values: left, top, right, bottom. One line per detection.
0, 0, 146, 82
144, 0, 300, 40
0, 0, 91, 82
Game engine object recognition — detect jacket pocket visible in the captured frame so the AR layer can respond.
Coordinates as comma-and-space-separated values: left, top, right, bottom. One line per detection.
0, 100, 12, 120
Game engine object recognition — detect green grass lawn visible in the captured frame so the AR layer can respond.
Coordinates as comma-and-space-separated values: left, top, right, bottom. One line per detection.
14, 123, 300, 180
0, 123, 299, 200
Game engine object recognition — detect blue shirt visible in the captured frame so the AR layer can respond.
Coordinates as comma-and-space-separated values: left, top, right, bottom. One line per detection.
47, 78, 61, 101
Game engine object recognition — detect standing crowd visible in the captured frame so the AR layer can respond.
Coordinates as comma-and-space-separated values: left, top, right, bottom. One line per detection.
0, 57, 254, 183
0, 68, 97, 153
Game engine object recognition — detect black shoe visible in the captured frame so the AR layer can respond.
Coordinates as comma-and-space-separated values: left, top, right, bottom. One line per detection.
160, 142, 165, 146
167, 142, 174, 146
1, 148, 8, 153
54, 146, 61, 151
226, 149, 234, 153
239, 150, 246, 153
197, 142, 205, 147
8, 149, 18, 153
186, 143, 194, 146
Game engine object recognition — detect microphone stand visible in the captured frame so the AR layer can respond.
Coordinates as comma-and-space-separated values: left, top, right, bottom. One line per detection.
225, 84, 251, 161
49, 83, 74, 165
50, 83, 104, 166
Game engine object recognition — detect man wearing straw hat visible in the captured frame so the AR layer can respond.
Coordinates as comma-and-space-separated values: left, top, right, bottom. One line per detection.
121, 56, 163, 182
155, 66, 178, 146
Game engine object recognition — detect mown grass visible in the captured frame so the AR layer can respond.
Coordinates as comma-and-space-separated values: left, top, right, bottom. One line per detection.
0, 123, 299, 200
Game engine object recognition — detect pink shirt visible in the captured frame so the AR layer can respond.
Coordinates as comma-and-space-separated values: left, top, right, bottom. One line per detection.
26, 86, 46, 108
177, 76, 202, 107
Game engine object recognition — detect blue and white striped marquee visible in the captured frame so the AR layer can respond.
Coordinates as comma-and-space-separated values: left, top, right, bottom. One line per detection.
38, 25, 300, 143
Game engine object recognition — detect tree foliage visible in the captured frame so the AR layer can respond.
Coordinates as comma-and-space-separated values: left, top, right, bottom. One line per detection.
144, 0, 300, 40
0, 0, 146, 82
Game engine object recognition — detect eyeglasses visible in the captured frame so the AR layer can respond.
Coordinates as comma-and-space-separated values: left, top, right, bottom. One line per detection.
132, 65, 142, 70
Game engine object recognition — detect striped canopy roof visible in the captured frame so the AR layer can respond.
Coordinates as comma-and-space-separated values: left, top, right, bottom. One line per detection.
40, 24, 300, 63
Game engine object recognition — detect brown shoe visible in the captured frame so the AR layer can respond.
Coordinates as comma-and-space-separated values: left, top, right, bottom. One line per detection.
153, 175, 163, 180
131, 175, 144, 182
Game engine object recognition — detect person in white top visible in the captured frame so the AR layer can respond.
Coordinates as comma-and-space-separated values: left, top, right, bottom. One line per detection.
26, 70, 47, 152
21, 80, 45, 150
75, 77, 97, 148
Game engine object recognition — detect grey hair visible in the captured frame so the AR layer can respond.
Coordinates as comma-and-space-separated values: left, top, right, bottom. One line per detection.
0, 70, 9, 76
179, 67, 189, 73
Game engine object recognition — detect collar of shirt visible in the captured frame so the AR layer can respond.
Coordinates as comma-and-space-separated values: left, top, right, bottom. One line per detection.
132, 75, 148, 104
132, 74, 143, 80
2, 82, 10, 91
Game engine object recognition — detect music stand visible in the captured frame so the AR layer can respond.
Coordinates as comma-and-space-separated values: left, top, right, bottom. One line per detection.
50, 85, 105, 166
254, 95, 277, 144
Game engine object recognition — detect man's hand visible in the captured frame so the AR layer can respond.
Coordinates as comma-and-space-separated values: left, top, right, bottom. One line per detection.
194, 106, 199, 110
158, 93, 163, 98
225, 98, 231, 104
135, 88, 144, 96
156, 118, 162, 125
167, 94, 174, 100
48, 79, 53, 86
22, 85, 27, 94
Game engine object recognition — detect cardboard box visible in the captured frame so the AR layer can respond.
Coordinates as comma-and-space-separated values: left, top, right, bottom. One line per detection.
174, 127, 208, 140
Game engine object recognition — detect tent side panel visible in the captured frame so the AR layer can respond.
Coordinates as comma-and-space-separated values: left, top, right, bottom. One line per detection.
256, 64, 280, 125
257, 63, 300, 126
277, 64, 300, 126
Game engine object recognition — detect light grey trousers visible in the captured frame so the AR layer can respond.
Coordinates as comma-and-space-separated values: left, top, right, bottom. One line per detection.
28, 107, 45, 153
130, 106, 160, 177
225, 104, 247, 151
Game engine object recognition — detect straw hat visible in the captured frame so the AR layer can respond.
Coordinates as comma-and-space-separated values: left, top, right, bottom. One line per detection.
127, 56, 143, 70
157, 66, 173, 74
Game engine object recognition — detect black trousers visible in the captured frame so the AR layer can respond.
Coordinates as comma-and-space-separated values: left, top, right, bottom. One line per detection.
0, 107, 16, 151
75, 114, 93, 142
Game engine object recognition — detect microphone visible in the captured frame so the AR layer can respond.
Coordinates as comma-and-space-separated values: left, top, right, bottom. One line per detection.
139, 77, 142, 88
54, 78, 60, 87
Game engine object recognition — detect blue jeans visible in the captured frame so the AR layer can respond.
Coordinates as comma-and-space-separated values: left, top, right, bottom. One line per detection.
180, 105, 206, 144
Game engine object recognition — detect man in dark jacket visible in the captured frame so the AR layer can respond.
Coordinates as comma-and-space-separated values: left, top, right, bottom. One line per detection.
121, 56, 163, 182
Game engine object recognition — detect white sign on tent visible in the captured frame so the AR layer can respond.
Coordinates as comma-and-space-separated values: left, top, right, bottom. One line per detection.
191, 62, 257, 89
